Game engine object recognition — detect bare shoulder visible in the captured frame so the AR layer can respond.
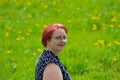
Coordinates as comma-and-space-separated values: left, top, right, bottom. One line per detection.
43, 63, 63, 80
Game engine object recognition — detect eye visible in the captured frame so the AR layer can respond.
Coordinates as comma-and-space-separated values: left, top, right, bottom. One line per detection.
55, 36, 61, 39
52, 35, 67, 40
63, 36, 67, 40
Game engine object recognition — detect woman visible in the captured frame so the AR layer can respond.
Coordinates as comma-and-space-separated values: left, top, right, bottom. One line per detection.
35, 23, 72, 80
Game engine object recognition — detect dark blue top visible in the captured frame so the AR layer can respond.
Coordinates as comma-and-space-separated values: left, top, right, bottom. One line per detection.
35, 50, 72, 80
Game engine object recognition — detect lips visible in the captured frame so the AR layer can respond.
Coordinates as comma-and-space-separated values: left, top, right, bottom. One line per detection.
59, 44, 64, 46
58, 44, 65, 46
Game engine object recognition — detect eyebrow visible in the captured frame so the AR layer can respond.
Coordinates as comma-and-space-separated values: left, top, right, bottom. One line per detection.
52, 35, 66, 37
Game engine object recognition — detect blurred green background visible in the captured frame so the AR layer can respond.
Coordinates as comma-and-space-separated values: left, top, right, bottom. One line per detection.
0, 0, 120, 80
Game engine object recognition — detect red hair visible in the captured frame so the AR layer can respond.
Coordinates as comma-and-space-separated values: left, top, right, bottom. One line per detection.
42, 23, 67, 47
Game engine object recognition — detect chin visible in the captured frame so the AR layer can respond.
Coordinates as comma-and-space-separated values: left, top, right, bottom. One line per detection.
56, 46, 65, 51
59, 47, 64, 50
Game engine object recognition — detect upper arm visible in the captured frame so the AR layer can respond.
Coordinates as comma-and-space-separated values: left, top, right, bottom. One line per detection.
43, 63, 63, 80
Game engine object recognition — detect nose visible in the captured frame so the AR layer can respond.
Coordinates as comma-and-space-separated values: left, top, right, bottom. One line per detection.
60, 38, 67, 43
60, 36, 67, 41
59, 40, 66, 46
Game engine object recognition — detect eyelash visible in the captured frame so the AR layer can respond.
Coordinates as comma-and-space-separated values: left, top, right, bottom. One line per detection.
56, 36, 66, 39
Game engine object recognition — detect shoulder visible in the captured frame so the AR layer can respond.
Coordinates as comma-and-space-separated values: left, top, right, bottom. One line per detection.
43, 63, 63, 80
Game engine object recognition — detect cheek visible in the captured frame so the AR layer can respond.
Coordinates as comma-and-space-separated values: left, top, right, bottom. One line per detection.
51, 41, 58, 46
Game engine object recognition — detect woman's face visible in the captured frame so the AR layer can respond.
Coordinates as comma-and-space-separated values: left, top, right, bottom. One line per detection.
47, 28, 67, 53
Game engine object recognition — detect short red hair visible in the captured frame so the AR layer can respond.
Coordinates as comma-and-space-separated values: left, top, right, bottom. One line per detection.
42, 23, 67, 47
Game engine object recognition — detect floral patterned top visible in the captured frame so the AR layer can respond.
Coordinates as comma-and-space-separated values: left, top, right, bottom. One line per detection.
35, 50, 72, 80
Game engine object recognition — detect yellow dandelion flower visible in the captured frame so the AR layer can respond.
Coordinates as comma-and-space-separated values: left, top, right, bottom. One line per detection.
77, 18, 81, 22
14, 0, 17, 2
28, 14, 32, 18
91, 16, 100, 21
27, 1, 32, 6
26, 32, 30, 35
53, 1, 56, 5
21, 36, 25, 40
91, 16, 96, 20
102, 23, 108, 27
109, 24, 114, 28
28, 29, 32, 33
98, 40, 105, 46
67, 20, 71, 23
37, 48, 41, 52
5, 32, 9, 37
56, 9, 61, 12
77, 7, 80, 10
43, 25, 47, 28
101, 26, 106, 30
98, 13, 102, 17
43, 12, 47, 15
97, 17, 100, 20
82, 28, 86, 32
118, 24, 120, 28
112, 57, 117, 62
111, 17, 117, 23
57, 0, 61, 2
35, 23, 40, 27
16, 37, 21, 41
92, 24, 97, 31
6, 26, 11, 30
44, 5, 48, 8
107, 42, 112, 47
6, 50, 12, 53
102, 23, 108, 30
94, 9, 97, 13
94, 42, 99, 46
16, 36, 25, 41
18, 31, 22, 34
114, 40, 120, 45
0, 0, 3, 3
111, 11, 116, 16
103, 30, 106, 32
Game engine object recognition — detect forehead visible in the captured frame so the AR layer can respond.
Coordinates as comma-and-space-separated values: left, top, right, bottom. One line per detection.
52, 29, 66, 36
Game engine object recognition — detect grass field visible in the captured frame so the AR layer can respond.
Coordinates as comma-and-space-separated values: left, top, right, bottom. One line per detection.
0, 0, 120, 80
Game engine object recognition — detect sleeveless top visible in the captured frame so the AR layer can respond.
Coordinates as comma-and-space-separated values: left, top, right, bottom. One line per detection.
35, 50, 72, 80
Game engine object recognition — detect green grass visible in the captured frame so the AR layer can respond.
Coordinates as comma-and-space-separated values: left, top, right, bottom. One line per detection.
0, 0, 120, 80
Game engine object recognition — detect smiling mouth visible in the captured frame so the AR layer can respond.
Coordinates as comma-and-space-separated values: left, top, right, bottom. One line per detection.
58, 44, 65, 46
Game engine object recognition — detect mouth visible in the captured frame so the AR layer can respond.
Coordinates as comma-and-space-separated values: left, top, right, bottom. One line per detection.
58, 44, 65, 47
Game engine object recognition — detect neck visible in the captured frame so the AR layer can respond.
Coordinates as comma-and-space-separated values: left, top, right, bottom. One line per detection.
46, 47, 60, 55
